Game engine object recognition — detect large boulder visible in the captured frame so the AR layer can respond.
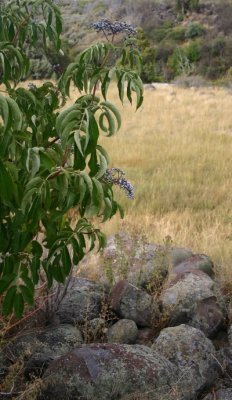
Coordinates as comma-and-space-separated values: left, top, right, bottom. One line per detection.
110, 280, 159, 327
173, 254, 214, 278
107, 319, 138, 344
152, 324, 220, 399
56, 277, 108, 324
98, 233, 193, 287
202, 388, 232, 400
38, 343, 178, 400
5, 324, 83, 378
161, 270, 224, 336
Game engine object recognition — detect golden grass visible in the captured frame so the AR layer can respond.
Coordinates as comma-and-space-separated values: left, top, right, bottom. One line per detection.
75, 83, 232, 282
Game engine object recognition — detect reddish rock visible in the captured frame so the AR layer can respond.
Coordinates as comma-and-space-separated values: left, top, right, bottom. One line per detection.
173, 254, 214, 278
110, 280, 159, 327
38, 343, 177, 400
161, 271, 223, 337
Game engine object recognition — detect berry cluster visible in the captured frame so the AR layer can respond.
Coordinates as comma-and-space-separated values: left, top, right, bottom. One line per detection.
91, 19, 137, 37
52, 63, 64, 76
103, 168, 134, 199
28, 82, 37, 91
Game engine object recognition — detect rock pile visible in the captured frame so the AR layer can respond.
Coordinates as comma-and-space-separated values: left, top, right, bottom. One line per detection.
1, 237, 231, 400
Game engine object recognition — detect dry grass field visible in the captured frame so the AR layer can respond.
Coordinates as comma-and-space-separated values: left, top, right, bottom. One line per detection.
73, 82, 232, 287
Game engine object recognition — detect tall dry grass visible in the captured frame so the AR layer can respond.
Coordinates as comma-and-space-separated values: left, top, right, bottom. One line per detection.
75, 83, 232, 284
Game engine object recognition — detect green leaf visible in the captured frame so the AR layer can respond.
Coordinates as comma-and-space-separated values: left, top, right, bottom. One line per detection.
80, 171, 93, 195
0, 274, 15, 295
6, 96, 23, 131
0, 159, 15, 205
14, 292, 24, 318
102, 197, 112, 222
32, 241, 43, 257
95, 153, 108, 179
101, 101, 121, 132
2, 285, 17, 316
0, 94, 9, 132
20, 285, 34, 305
74, 132, 84, 156
85, 109, 99, 150
99, 109, 116, 136
31, 256, 40, 284
61, 246, 72, 275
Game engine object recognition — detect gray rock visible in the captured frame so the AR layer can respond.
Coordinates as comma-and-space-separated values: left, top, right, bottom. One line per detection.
5, 333, 42, 360
101, 233, 193, 288
202, 388, 232, 400
38, 343, 178, 400
173, 254, 214, 278
5, 324, 83, 377
56, 277, 108, 324
153, 324, 220, 399
107, 319, 138, 344
110, 280, 159, 327
37, 324, 83, 353
161, 271, 224, 336
0, 350, 10, 378
170, 246, 194, 266
228, 324, 232, 348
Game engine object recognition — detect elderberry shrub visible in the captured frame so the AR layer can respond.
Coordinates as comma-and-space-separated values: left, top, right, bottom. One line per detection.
103, 168, 134, 199
91, 19, 137, 38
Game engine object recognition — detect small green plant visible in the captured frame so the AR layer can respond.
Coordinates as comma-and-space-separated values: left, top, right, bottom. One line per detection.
185, 22, 205, 39
0, 3, 143, 319
168, 46, 194, 76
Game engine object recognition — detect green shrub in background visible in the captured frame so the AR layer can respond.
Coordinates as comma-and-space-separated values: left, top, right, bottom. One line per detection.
165, 26, 186, 42
137, 29, 157, 83
176, 0, 200, 15
185, 40, 201, 63
0, 3, 143, 318
168, 46, 194, 76
185, 22, 205, 39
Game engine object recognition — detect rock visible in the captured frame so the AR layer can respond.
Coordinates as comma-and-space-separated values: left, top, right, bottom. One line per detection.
37, 324, 83, 353
5, 333, 42, 360
110, 280, 159, 327
5, 324, 83, 378
173, 254, 214, 278
38, 343, 178, 400
0, 350, 10, 378
202, 388, 232, 400
152, 324, 219, 399
161, 271, 224, 336
100, 233, 193, 288
190, 297, 224, 337
56, 277, 108, 324
135, 328, 155, 346
107, 319, 138, 344
169, 246, 194, 266
227, 324, 232, 347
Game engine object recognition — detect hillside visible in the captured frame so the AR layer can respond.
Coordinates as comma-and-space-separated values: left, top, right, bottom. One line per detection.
41, 0, 232, 84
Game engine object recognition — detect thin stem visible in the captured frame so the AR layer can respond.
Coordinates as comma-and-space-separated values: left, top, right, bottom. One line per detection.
45, 137, 60, 149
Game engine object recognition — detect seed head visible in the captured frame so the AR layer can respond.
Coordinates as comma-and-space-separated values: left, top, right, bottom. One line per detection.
91, 19, 137, 38
103, 168, 134, 199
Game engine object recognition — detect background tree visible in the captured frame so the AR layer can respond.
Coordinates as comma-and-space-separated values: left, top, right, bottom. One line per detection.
176, 0, 200, 14
0, 2, 143, 318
